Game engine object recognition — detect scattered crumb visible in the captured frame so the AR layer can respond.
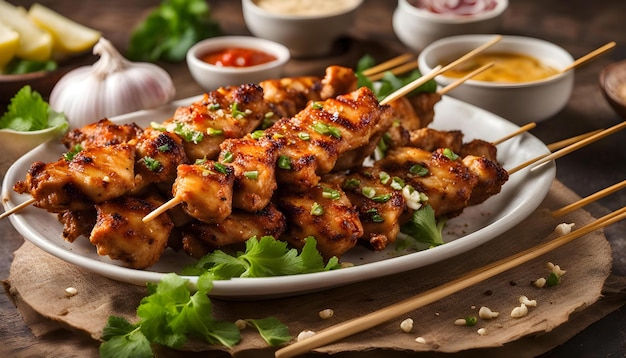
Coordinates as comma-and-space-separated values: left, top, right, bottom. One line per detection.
297, 330, 316, 341
477, 328, 488, 336
64, 287, 77, 297
415, 336, 427, 344
319, 309, 334, 319
235, 319, 247, 330
400, 318, 414, 333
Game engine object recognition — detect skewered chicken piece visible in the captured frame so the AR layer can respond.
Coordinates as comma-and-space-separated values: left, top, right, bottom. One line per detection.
90, 194, 173, 269
266, 86, 394, 191
13, 143, 136, 213
327, 144, 508, 251
61, 118, 143, 149
179, 203, 286, 259
274, 183, 363, 260
161, 83, 272, 162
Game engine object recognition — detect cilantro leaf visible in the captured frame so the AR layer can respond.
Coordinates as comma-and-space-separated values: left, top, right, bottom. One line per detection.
127, 0, 221, 62
100, 316, 153, 358
355, 55, 437, 101
184, 236, 341, 279
0, 85, 68, 132
399, 204, 447, 248
246, 317, 292, 346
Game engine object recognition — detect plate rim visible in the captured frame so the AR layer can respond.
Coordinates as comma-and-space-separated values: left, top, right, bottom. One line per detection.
1, 95, 556, 299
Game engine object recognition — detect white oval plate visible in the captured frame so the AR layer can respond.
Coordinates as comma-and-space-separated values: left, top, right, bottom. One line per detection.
2, 95, 555, 299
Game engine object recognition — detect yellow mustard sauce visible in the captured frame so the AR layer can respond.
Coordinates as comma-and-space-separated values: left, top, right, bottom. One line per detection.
441, 52, 560, 83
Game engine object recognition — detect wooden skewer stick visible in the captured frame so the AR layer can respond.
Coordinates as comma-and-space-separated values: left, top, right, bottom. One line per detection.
380, 65, 442, 105
491, 122, 536, 145
0, 198, 36, 221
381, 35, 502, 105
529, 120, 626, 172
367, 61, 419, 81
559, 41, 616, 73
274, 205, 626, 358
361, 53, 415, 77
141, 196, 183, 223
552, 179, 626, 217
437, 62, 495, 96
546, 129, 603, 152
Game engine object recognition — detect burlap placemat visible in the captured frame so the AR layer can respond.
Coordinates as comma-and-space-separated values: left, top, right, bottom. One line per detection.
4, 180, 626, 357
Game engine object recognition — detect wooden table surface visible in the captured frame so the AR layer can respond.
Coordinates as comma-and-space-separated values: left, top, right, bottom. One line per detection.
1, 0, 625, 357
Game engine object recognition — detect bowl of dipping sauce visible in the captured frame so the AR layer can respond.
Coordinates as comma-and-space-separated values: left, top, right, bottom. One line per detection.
393, 0, 508, 52
186, 36, 290, 91
599, 59, 626, 119
418, 34, 574, 125
241, 0, 363, 58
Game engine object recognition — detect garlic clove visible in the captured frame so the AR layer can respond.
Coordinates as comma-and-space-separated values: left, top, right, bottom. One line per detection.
50, 37, 175, 129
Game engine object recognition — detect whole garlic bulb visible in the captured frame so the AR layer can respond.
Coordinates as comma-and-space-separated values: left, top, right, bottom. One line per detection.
50, 37, 175, 129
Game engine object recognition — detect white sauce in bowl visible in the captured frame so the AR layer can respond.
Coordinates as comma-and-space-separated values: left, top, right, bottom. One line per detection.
254, 0, 360, 16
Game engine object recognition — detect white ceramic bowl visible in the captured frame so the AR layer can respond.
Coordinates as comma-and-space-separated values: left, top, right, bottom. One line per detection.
393, 0, 508, 52
186, 36, 290, 91
241, 0, 363, 58
0, 123, 67, 172
418, 34, 575, 125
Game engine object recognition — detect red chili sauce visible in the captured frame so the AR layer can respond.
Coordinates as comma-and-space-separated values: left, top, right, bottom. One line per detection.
200, 47, 277, 67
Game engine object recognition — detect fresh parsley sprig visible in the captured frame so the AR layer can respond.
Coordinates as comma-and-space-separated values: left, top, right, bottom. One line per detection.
398, 204, 447, 249
127, 0, 221, 62
0, 85, 68, 132
355, 54, 437, 101
100, 272, 290, 358
183, 235, 341, 279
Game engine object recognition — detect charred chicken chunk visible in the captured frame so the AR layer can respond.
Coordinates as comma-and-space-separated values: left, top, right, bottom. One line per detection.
275, 183, 363, 260
162, 83, 272, 161
90, 195, 173, 269
180, 203, 286, 258
61, 118, 143, 149
172, 161, 235, 224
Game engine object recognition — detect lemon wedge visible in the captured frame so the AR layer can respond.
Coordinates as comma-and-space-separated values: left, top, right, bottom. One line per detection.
0, 21, 19, 69
0, 0, 52, 61
27, 3, 101, 57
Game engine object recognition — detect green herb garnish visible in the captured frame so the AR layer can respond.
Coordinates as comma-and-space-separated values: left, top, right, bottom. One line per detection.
0, 85, 67, 132
127, 0, 221, 62
400, 204, 446, 248
142, 156, 161, 171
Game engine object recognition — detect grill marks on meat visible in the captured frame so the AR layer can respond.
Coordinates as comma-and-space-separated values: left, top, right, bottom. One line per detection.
90, 194, 173, 269
61, 118, 143, 149
180, 203, 286, 258
275, 183, 363, 259
268, 87, 393, 191
163, 83, 271, 161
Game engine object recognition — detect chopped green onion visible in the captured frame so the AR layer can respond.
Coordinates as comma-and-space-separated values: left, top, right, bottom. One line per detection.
379, 171, 391, 185
142, 156, 161, 171
546, 272, 560, 286
208, 103, 220, 110
244, 170, 259, 179
390, 177, 404, 190
207, 127, 223, 136
298, 132, 311, 140
372, 193, 392, 203
63, 144, 83, 161
443, 148, 459, 160
343, 178, 361, 189
322, 187, 341, 200
311, 121, 341, 138
310, 202, 324, 216
157, 144, 170, 152
230, 102, 248, 119
465, 316, 478, 327
213, 162, 228, 174
251, 130, 265, 139
367, 208, 384, 223
278, 155, 291, 170
361, 186, 376, 199
221, 151, 234, 163
174, 122, 204, 144
195, 157, 208, 165
311, 102, 323, 110
409, 164, 428, 176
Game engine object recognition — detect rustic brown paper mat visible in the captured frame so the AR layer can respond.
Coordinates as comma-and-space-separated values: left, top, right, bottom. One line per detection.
4, 180, 626, 357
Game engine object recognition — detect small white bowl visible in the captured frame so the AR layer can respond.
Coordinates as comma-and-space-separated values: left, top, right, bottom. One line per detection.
0, 123, 67, 170
393, 0, 508, 52
241, 0, 363, 58
186, 36, 290, 91
418, 34, 575, 125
